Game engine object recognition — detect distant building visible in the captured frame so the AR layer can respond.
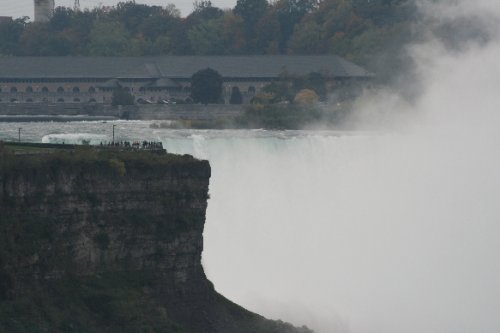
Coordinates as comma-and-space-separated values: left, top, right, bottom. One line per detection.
34, 0, 55, 22
0, 56, 373, 104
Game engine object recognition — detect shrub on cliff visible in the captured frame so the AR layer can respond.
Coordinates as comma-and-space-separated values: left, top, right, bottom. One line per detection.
107, 158, 126, 176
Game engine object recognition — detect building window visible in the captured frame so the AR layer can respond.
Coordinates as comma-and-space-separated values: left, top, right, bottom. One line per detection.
26, 98, 33, 102
42, 87, 49, 93
10, 87, 17, 93
73, 87, 80, 93
42, 97, 48, 102
26, 86, 33, 93
89, 98, 97, 103
57, 87, 64, 93
248, 86, 256, 94
57, 98, 65, 103
10, 98, 17, 102
73, 98, 80, 103
88, 86, 96, 93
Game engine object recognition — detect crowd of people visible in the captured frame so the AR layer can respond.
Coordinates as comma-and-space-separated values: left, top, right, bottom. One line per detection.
100, 141, 164, 150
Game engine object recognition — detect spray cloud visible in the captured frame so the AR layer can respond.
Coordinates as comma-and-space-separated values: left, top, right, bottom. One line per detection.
199, 0, 500, 332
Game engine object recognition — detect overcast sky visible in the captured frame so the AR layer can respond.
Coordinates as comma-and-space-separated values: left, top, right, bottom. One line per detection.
0, 0, 238, 19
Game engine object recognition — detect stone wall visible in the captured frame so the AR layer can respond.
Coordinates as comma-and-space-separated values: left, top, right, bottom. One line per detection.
0, 103, 246, 121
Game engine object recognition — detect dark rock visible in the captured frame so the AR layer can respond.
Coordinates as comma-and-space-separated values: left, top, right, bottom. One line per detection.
0, 149, 313, 333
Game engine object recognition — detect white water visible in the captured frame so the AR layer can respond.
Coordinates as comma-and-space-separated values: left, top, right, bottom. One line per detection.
165, 131, 500, 333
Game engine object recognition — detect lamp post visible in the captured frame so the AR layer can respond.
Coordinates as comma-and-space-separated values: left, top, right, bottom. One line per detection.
18, 128, 22, 142
112, 124, 116, 144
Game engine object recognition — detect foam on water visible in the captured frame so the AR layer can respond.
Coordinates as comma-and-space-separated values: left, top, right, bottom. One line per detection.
42, 133, 108, 145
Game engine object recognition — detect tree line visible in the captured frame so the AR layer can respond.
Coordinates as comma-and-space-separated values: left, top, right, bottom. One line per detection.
0, 0, 417, 74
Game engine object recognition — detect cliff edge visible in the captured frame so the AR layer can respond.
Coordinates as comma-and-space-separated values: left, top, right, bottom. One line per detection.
0, 145, 312, 333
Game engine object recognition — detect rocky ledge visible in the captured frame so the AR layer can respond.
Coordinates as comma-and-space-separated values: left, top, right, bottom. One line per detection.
0, 146, 312, 333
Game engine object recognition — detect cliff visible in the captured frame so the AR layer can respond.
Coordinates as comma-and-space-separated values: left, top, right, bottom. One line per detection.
0, 146, 312, 333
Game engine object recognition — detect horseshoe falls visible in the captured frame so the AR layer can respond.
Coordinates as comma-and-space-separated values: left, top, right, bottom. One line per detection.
161, 129, 500, 333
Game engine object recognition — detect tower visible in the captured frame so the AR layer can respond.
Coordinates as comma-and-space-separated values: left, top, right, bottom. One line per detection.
34, 0, 55, 22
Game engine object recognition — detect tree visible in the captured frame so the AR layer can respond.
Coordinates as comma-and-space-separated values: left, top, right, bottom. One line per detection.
294, 88, 319, 106
292, 72, 327, 100
253, 11, 282, 53
230, 86, 243, 104
0, 17, 28, 55
188, 18, 225, 54
110, 2, 162, 35
112, 87, 135, 106
139, 15, 177, 42
234, 0, 269, 45
288, 20, 326, 54
19, 24, 56, 55
188, 1, 224, 25
88, 21, 130, 56
274, 0, 319, 51
261, 79, 291, 103
191, 68, 223, 104
221, 11, 247, 54
50, 7, 74, 31
234, 0, 268, 21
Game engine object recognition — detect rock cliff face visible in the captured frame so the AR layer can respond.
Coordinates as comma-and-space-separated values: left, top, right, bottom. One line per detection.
0, 148, 311, 333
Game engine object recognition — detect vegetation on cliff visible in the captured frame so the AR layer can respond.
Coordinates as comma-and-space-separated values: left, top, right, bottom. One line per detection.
0, 143, 197, 174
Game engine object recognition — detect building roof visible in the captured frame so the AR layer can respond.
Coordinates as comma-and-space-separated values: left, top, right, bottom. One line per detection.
97, 78, 122, 88
0, 55, 373, 80
146, 77, 179, 88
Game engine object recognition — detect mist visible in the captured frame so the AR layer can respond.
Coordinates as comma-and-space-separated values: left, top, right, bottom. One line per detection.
180, 1, 500, 332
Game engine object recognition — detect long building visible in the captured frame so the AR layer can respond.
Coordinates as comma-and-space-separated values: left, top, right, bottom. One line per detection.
0, 55, 373, 105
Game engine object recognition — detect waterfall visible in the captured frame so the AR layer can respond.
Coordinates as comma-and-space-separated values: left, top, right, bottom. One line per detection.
161, 130, 500, 333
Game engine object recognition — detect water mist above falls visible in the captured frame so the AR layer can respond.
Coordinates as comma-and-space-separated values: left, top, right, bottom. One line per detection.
163, 131, 500, 333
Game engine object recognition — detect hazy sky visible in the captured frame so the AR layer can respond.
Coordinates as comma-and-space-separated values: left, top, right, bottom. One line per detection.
0, 0, 238, 19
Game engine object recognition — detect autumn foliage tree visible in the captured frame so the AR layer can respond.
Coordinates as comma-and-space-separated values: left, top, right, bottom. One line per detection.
294, 89, 319, 106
